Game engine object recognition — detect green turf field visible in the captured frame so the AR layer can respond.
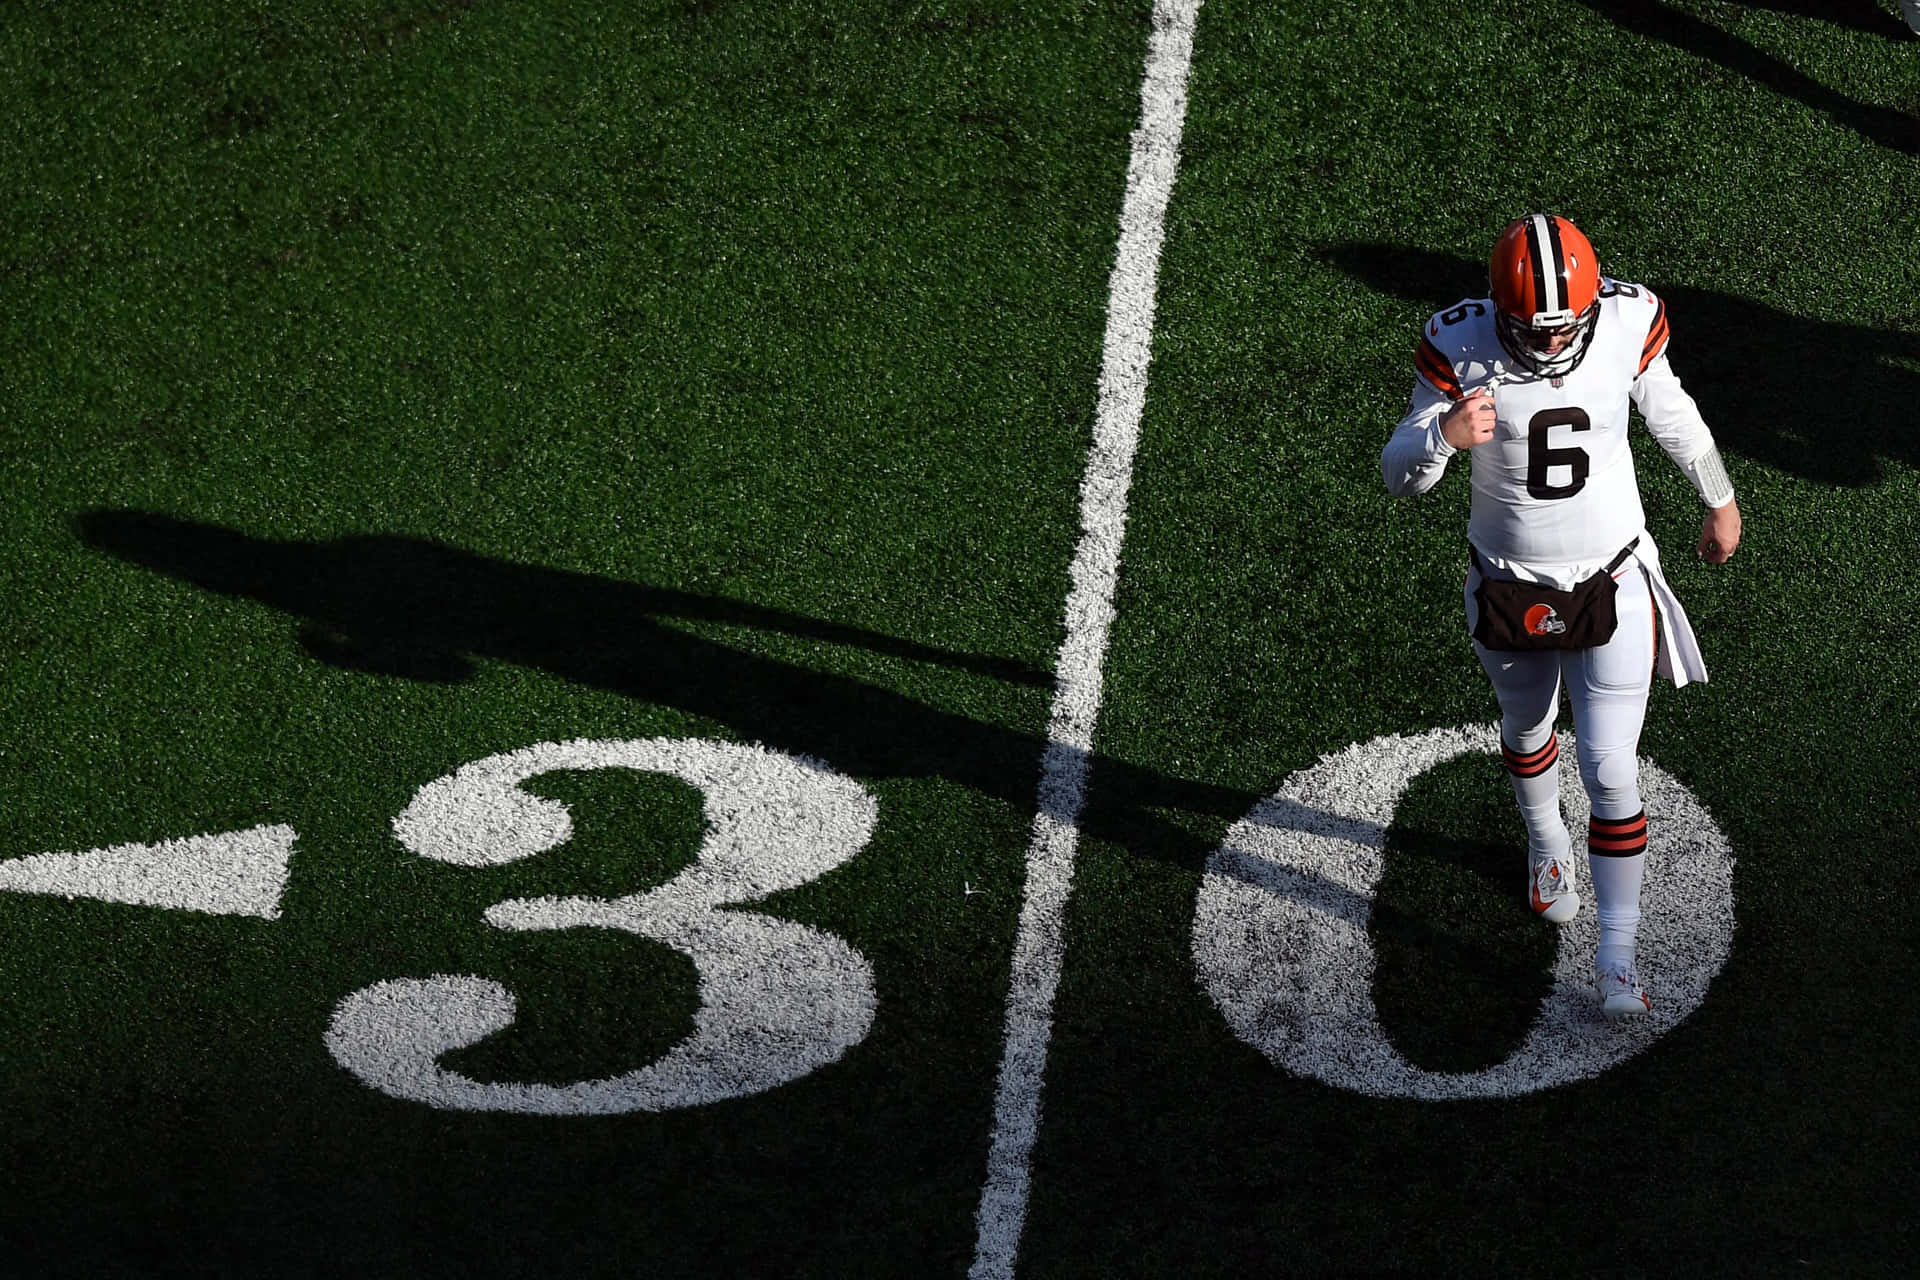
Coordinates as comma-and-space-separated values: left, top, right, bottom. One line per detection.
3, 0, 1917, 1275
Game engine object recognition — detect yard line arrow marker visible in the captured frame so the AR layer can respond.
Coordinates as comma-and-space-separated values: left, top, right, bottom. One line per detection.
0, 824, 296, 919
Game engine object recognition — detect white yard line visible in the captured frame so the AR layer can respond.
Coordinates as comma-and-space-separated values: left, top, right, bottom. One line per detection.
969, 0, 1202, 1274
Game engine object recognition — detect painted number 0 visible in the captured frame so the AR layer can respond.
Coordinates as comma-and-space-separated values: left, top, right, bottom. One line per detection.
1191, 725, 1734, 1098
324, 739, 879, 1114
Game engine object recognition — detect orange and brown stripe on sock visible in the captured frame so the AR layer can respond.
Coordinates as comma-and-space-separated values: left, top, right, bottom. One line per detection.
1589, 809, 1648, 856
1502, 737, 1558, 778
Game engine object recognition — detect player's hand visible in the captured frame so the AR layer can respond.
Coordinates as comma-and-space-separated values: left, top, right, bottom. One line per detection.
1440, 390, 1497, 449
1698, 498, 1741, 563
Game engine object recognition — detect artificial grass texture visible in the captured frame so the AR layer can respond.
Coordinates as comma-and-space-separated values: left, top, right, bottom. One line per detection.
2, 0, 1917, 1275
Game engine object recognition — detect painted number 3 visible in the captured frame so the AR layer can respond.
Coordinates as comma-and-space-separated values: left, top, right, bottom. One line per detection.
324, 739, 879, 1114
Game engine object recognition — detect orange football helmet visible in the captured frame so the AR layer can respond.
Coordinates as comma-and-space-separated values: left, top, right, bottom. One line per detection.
1489, 214, 1601, 377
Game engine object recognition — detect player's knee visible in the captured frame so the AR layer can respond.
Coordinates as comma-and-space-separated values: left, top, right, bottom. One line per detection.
1503, 716, 1555, 756
1580, 748, 1640, 813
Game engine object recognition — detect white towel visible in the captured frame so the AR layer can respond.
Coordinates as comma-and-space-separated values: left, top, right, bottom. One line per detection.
1629, 535, 1709, 687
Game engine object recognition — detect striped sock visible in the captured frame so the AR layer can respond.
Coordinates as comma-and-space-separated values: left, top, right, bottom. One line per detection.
1590, 809, 1648, 967
1502, 736, 1568, 857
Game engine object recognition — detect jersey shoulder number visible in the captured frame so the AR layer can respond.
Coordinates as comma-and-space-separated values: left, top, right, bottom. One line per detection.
1413, 297, 1492, 400
1599, 278, 1669, 376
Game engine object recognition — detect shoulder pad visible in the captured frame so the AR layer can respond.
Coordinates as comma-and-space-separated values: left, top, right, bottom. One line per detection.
1422, 297, 1492, 343
1415, 298, 1495, 398
1600, 280, 1669, 375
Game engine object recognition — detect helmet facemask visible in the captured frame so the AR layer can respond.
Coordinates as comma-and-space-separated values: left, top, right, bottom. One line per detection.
1494, 301, 1599, 378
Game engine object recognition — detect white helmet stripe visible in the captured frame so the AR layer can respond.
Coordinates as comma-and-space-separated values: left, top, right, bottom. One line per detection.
1526, 213, 1562, 316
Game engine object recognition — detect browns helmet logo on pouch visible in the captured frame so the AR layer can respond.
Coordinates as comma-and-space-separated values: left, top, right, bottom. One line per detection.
1525, 603, 1567, 635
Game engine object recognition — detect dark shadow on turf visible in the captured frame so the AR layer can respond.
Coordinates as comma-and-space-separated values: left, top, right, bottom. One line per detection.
1322, 242, 1920, 488
76, 510, 1551, 1025
1571, 0, 1919, 153
1210, 821, 1555, 995
76, 510, 1262, 866
1721, 0, 1916, 40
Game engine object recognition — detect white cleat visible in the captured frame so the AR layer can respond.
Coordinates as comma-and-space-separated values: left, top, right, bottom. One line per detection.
1528, 852, 1579, 924
1595, 961, 1653, 1021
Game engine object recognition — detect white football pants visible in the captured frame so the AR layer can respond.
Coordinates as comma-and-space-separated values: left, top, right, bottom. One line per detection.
1465, 561, 1656, 822
1467, 560, 1654, 965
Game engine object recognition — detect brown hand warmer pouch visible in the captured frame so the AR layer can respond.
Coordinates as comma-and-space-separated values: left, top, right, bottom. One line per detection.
1469, 539, 1638, 651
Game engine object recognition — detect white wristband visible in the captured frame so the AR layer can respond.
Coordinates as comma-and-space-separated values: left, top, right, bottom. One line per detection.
1684, 445, 1734, 508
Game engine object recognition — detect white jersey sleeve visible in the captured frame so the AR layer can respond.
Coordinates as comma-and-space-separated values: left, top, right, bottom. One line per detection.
1380, 299, 1479, 497
1381, 378, 1459, 497
1629, 297, 1735, 507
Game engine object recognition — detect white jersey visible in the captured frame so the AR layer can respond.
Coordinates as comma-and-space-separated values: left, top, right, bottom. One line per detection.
1381, 281, 1725, 585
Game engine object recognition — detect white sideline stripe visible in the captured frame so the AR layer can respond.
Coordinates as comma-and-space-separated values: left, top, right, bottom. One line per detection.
970, 0, 1202, 1274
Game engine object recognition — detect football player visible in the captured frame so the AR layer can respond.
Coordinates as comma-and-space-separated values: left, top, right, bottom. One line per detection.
1381, 214, 1742, 1020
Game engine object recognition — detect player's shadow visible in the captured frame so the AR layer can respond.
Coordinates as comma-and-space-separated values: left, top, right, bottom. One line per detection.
1322, 242, 1920, 488
1573, 0, 1918, 154
75, 510, 1262, 869
77, 509, 1555, 975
